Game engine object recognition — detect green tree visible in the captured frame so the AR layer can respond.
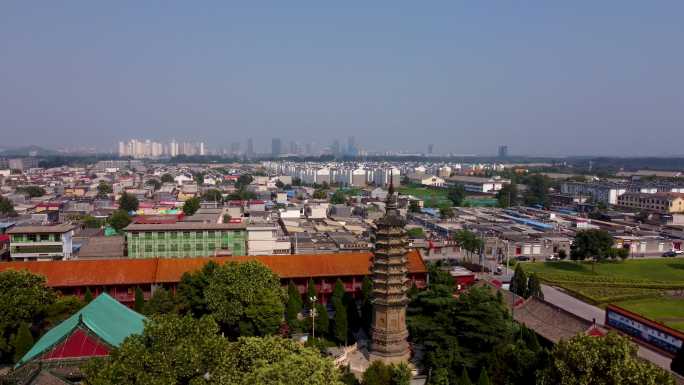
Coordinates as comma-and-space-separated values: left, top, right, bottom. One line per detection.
96, 181, 113, 198
144, 179, 161, 191
176, 261, 219, 317
431, 367, 450, 385
108, 209, 131, 231
82, 215, 103, 228
459, 368, 473, 385
313, 189, 328, 199
286, 281, 303, 331
453, 229, 483, 262
236, 174, 254, 190
206, 261, 285, 337
10, 323, 33, 363
557, 249, 567, 260
477, 368, 490, 385
117, 192, 139, 212
84, 287, 94, 303
332, 302, 347, 344
392, 363, 411, 385
407, 227, 424, 238
510, 264, 528, 298
43, 296, 85, 329
0, 196, 17, 217
523, 174, 550, 207
496, 183, 518, 208
360, 277, 373, 333
314, 303, 329, 339
307, 278, 318, 308
570, 229, 614, 261
527, 273, 543, 299
539, 332, 674, 385
16, 186, 45, 198
144, 287, 176, 315
0, 270, 55, 362
447, 184, 466, 206
440, 207, 455, 219
83, 315, 231, 385
160, 173, 174, 184
202, 189, 223, 202
672, 345, 684, 376
409, 200, 421, 213
331, 190, 347, 204
134, 287, 145, 313
183, 197, 201, 216
363, 361, 392, 385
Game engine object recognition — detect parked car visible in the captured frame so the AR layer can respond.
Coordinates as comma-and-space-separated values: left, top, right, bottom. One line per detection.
662, 251, 677, 258
516, 256, 531, 262
547, 255, 560, 261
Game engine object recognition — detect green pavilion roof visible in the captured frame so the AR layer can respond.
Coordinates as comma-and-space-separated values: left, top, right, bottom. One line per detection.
17, 293, 145, 367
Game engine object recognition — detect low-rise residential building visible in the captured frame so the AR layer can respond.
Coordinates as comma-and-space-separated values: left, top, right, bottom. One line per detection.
447, 175, 509, 194
7, 224, 76, 261
247, 222, 291, 255
561, 182, 627, 205
617, 192, 684, 214
123, 222, 247, 258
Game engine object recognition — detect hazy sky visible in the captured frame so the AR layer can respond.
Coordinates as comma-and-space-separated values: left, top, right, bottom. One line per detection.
1, 1, 683, 156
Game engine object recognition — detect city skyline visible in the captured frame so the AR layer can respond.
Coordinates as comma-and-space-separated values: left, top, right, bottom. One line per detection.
1, 3, 683, 156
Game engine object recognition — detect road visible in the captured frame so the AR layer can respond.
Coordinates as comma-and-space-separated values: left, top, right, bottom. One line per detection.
541, 284, 674, 372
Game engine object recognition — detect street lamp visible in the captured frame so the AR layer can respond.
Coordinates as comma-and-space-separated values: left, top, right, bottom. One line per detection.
310, 295, 317, 340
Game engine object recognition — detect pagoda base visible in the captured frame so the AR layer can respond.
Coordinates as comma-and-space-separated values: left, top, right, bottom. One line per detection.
368, 349, 411, 365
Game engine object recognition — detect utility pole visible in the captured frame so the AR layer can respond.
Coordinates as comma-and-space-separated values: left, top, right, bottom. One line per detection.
310, 295, 317, 340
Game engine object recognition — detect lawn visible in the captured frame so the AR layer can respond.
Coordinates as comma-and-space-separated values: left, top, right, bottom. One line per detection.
397, 186, 451, 208
522, 259, 684, 284
615, 297, 684, 332
522, 259, 684, 331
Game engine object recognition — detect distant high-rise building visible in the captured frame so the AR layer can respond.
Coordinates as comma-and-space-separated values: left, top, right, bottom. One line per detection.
199, 142, 205, 156
230, 142, 240, 156
332, 140, 341, 157
427, 144, 434, 155
246, 138, 255, 158
118, 142, 126, 157
498, 145, 509, 158
347, 136, 357, 156
271, 138, 282, 157
289, 141, 297, 155
170, 139, 179, 157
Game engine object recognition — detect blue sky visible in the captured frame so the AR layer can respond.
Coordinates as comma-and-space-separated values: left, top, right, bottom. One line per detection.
1, 1, 683, 156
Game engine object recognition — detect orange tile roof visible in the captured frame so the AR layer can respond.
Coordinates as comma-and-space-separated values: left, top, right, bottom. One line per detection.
0, 250, 426, 287
0, 259, 158, 287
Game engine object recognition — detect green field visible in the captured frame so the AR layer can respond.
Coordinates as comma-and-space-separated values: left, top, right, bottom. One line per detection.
616, 297, 684, 331
523, 259, 684, 284
397, 186, 451, 208
522, 259, 684, 331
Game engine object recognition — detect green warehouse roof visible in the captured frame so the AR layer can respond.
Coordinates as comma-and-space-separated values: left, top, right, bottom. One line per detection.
17, 293, 146, 367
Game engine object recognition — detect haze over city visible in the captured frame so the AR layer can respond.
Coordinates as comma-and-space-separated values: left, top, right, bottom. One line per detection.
2, 2, 683, 156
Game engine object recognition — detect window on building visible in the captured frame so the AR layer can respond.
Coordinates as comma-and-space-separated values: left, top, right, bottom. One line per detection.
158, 244, 165, 252
183, 231, 190, 239
208, 231, 215, 238
132, 232, 139, 238
145, 244, 153, 252
170, 232, 177, 239
196, 231, 203, 238
196, 243, 204, 251
158, 232, 165, 238
145, 232, 152, 239
183, 243, 191, 251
